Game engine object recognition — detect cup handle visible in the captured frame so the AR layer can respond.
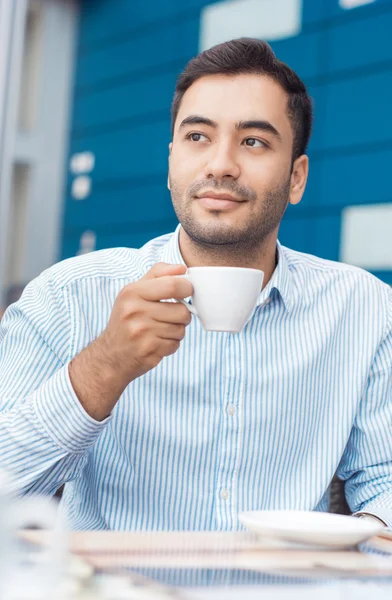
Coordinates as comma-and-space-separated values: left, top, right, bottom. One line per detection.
177, 297, 198, 317
174, 274, 198, 317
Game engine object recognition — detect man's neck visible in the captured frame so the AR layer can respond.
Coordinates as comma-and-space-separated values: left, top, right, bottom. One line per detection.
178, 228, 278, 289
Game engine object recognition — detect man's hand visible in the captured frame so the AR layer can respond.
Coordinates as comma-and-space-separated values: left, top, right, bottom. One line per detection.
69, 263, 193, 421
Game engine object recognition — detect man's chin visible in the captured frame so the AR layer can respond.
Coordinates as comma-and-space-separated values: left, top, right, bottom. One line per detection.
193, 208, 242, 230
181, 221, 247, 246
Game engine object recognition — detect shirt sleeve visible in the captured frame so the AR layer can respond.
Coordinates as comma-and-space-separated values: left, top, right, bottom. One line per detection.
338, 287, 392, 527
0, 271, 111, 497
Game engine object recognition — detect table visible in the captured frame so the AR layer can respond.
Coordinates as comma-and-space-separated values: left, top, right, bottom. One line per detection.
21, 530, 392, 598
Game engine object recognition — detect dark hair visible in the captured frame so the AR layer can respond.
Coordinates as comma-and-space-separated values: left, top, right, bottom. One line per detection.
171, 38, 313, 161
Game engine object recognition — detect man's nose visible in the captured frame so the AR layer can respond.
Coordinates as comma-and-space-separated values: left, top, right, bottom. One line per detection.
203, 142, 240, 180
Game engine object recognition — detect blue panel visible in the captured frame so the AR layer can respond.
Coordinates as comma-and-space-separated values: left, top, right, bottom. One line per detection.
310, 214, 341, 261
175, 9, 201, 58
301, 0, 329, 25
322, 69, 392, 150
72, 71, 177, 133
327, 10, 392, 73
63, 182, 176, 230
324, 0, 390, 19
270, 32, 321, 81
279, 212, 341, 260
80, 0, 206, 48
306, 85, 325, 154
318, 148, 392, 207
79, 0, 139, 47
61, 225, 178, 261
75, 15, 199, 90
75, 26, 180, 90
278, 213, 312, 254
300, 160, 322, 207
370, 270, 392, 285
61, 235, 80, 261
95, 228, 178, 251
70, 119, 170, 182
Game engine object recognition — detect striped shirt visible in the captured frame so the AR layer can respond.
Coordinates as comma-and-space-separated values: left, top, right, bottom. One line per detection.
1, 225, 392, 530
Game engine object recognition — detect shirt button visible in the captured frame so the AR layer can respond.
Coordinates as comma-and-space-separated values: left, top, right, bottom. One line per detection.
220, 489, 230, 500
227, 404, 236, 416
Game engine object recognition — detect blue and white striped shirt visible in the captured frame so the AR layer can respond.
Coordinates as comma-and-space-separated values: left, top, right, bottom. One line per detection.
1, 225, 392, 529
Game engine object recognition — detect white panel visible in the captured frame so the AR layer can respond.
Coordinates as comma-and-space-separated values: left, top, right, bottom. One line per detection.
0, 0, 78, 303
340, 0, 376, 9
71, 175, 92, 200
22, 0, 79, 283
0, 1, 15, 129
77, 231, 96, 256
200, 0, 302, 51
6, 164, 30, 286
70, 151, 95, 174
17, 0, 44, 131
0, 0, 28, 306
340, 204, 392, 269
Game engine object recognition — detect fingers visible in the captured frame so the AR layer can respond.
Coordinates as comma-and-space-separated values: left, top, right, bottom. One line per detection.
154, 321, 187, 341
141, 262, 187, 281
156, 338, 182, 357
149, 301, 192, 325
138, 275, 193, 302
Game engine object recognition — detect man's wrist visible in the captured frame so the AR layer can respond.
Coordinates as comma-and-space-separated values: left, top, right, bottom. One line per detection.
69, 339, 128, 422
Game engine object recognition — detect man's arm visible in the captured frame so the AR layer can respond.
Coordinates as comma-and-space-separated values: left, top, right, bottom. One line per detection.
0, 273, 111, 497
338, 288, 392, 526
0, 262, 193, 497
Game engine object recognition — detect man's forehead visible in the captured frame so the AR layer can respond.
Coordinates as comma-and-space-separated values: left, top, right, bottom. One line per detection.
177, 73, 290, 131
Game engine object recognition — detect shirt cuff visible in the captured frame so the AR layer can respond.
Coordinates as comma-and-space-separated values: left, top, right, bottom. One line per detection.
353, 509, 392, 528
34, 363, 112, 454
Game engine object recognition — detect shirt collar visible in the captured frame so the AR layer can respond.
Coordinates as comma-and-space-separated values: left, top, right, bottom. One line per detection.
160, 225, 294, 314
256, 241, 294, 313
161, 224, 185, 266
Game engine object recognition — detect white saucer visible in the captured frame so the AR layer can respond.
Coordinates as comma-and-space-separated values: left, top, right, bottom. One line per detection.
238, 510, 384, 548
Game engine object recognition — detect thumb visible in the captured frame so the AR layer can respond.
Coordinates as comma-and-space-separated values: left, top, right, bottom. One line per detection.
142, 262, 187, 281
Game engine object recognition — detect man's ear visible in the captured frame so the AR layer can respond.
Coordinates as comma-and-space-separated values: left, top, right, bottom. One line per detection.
289, 155, 309, 206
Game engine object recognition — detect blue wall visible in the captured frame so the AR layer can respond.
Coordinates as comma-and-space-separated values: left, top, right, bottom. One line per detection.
61, 0, 392, 283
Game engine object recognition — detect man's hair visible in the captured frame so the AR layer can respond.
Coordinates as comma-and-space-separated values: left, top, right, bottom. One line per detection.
171, 38, 313, 161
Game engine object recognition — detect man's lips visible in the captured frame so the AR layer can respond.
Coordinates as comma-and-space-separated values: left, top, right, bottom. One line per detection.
195, 192, 245, 210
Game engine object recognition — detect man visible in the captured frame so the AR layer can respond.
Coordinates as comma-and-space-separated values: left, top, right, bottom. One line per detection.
0, 38, 391, 530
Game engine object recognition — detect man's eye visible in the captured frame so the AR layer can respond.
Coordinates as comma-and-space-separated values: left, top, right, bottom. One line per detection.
244, 138, 266, 148
187, 133, 208, 142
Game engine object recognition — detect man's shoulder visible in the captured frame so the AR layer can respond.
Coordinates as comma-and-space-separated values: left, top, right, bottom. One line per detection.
40, 232, 174, 291
282, 245, 391, 297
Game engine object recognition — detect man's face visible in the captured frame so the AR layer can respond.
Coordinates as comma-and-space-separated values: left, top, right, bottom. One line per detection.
169, 73, 305, 249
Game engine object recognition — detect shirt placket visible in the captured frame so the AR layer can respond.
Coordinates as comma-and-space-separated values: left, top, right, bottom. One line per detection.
214, 331, 244, 531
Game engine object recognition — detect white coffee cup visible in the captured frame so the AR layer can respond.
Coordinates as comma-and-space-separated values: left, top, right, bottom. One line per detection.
177, 266, 264, 333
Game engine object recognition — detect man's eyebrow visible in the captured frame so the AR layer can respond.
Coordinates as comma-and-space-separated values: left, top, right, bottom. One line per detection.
179, 115, 218, 129
178, 116, 282, 141
236, 120, 282, 141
